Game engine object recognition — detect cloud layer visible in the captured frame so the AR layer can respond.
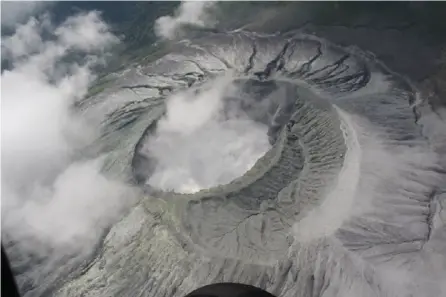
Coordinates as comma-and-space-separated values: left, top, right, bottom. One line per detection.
1, 11, 135, 293
1, 1, 49, 29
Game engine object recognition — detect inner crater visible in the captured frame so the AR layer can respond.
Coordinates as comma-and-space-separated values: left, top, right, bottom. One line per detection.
132, 77, 299, 194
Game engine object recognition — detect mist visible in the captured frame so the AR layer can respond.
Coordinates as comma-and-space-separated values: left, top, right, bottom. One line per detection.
1, 1, 49, 29
1, 11, 136, 293
142, 76, 271, 193
154, 1, 217, 40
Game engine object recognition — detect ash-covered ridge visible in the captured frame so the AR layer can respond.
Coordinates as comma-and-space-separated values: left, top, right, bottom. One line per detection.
54, 32, 446, 297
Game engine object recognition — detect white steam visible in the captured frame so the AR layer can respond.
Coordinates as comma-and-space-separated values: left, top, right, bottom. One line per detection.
1, 10, 134, 274
143, 76, 271, 193
154, 1, 217, 39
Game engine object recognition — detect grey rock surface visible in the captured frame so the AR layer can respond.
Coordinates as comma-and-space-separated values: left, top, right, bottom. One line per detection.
52, 32, 446, 297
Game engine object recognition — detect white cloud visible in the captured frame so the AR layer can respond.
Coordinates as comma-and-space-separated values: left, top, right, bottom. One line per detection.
1, 1, 49, 29
1, 12, 118, 186
1, 10, 134, 289
154, 1, 217, 39
55, 12, 120, 52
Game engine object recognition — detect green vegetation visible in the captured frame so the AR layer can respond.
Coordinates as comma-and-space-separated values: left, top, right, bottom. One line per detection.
86, 76, 116, 98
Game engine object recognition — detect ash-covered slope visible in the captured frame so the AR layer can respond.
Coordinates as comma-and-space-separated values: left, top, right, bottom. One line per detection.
54, 32, 446, 297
